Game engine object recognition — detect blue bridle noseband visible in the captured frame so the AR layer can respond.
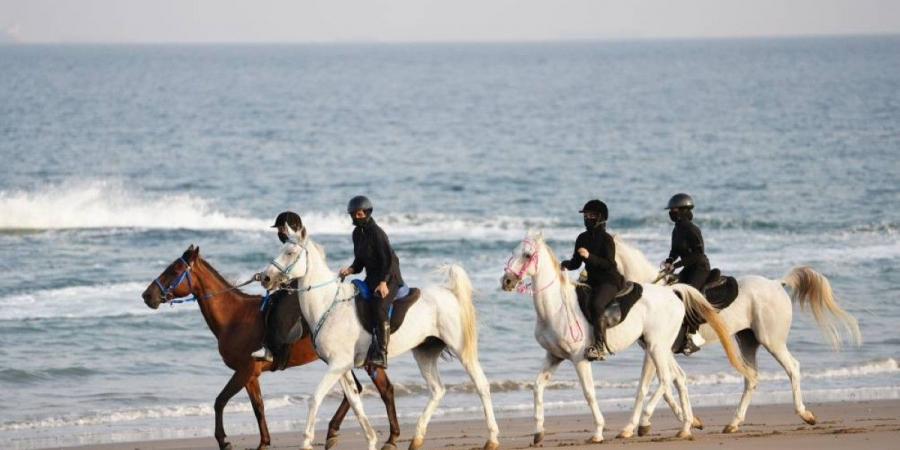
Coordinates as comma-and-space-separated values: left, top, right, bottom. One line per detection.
269, 239, 310, 280
153, 257, 196, 304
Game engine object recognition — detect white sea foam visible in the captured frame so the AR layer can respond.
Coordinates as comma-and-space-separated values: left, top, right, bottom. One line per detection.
0, 181, 268, 230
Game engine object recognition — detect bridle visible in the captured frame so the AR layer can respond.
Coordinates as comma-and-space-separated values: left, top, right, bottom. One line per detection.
268, 238, 310, 281
153, 257, 195, 303
504, 239, 556, 294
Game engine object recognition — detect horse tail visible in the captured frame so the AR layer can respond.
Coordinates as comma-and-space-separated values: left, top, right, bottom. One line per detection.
782, 266, 861, 350
442, 264, 479, 364
672, 284, 757, 383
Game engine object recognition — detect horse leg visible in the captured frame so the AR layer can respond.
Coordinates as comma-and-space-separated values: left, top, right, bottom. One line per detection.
574, 359, 605, 443
409, 347, 445, 450
214, 368, 254, 450
367, 367, 400, 450
669, 356, 694, 438
459, 353, 500, 450
724, 329, 760, 433
619, 352, 655, 439
533, 352, 563, 446
338, 370, 378, 450
671, 360, 703, 431
636, 357, 681, 437
767, 342, 816, 426
300, 366, 346, 450
245, 376, 271, 450
325, 373, 356, 450
647, 347, 689, 438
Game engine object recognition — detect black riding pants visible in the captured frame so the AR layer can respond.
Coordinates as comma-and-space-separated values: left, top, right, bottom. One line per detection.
589, 282, 619, 343
369, 281, 399, 329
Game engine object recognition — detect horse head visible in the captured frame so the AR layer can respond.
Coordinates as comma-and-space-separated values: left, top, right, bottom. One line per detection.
501, 231, 546, 292
260, 224, 312, 291
142, 244, 200, 309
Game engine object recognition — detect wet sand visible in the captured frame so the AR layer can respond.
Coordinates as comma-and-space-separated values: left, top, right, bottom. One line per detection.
71, 399, 900, 449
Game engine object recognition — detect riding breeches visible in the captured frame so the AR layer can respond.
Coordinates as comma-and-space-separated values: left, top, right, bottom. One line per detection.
588, 283, 619, 342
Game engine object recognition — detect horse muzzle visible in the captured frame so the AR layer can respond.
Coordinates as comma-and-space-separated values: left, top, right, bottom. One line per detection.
142, 285, 163, 309
500, 273, 520, 292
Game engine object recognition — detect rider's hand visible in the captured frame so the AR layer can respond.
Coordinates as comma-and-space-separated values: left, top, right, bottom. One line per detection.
660, 259, 674, 272
577, 247, 589, 259
376, 281, 389, 298
252, 272, 263, 282
339, 267, 352, 278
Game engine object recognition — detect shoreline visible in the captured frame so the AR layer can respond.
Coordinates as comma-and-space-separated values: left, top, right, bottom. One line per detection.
67, 399, 900, 449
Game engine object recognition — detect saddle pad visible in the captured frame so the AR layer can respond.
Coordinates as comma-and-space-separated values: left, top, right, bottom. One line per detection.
354, 287, 422, 334
575, 282, 644, 329
262, 287, 309, 371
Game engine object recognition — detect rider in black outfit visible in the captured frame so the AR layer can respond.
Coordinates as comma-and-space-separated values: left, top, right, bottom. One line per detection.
252, 211, 304, 361
561, 200, 625, 361
339, 196, 403, 369
661, 193, 709, 355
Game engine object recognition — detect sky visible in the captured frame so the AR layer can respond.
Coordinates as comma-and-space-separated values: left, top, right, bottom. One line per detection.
1, 0, 899, 43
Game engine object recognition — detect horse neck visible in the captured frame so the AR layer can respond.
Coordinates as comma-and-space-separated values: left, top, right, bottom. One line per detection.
530, 246, 571, 321
192, 259, 254, 338
616, 237, 657, 283
293, 246, 342, 326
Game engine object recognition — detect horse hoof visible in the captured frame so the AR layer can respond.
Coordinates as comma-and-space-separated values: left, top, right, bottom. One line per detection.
325, 437, 340, 450
381, 443, 398, 450
676, 431, 692, 439
532, 432, 544, 446
408, 436, 425, 450
801, 411, 817, 425
616, 430, 633, 439
257, 446, 269, 450
692, 416, 704, 430
722, 424, 739, 434
483, 440, 500, 450
220, 442, 233, 450
585, 436, 603, 444
637, 425, 651, 436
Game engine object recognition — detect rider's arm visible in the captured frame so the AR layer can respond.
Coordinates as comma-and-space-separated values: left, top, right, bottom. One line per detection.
561, 235, 585, 270
675, 225, 705, 268
583, 234, 614, 270
373, 227, 395, 284
348, 229, 364, 274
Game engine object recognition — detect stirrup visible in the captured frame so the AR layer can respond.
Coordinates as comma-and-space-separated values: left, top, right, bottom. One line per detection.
584, 343, 609, 362
251, 346, 273, 362
682, 333, 705, 356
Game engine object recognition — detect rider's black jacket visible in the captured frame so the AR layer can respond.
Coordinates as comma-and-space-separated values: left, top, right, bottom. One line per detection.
667, 220, 708, 268
349, 218, 404, 291
561, 226, 624, 288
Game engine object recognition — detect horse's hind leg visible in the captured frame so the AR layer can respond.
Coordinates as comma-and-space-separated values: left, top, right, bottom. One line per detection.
325, 373, 357, 450
724, 329, 760, 433
215, 368, 254, 450
459, 353, 500, 450
409, 347, 446, 450
533, 352, 563, 445
368, 367, 400, 450
669, 357, 694, 438
245, 376, 271, 450
766, 342, 815, 425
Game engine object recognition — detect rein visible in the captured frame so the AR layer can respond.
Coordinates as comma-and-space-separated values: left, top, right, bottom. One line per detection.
155, 258, 258, 306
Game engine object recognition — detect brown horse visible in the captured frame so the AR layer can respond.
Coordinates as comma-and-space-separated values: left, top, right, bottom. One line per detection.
141, 245, 401, 450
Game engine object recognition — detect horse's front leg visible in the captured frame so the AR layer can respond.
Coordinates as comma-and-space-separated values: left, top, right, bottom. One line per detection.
339, 370, 378, 450
618, 352, 655, 439
215, 367, 254, 450
301, 366, 346, 450
533, 352, 563, 446
244, 375, 271, 450
574, 359, 605, 443
367, 367, 400, 450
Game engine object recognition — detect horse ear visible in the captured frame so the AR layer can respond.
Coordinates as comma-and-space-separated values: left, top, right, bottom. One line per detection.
537, 230, 544, 241
189, 246, 200, 262
187, 244, 195, 252
300, 226, 307, 240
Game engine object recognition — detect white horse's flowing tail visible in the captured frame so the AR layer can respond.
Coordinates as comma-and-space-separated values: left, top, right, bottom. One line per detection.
672, 284, 757, 383
782, 266, 861, 350
442, 264, 478, 364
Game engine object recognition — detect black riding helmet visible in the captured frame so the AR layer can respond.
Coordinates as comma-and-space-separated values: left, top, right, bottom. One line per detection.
579, 199, 609, 221
665, 193, 694, 210
347, 195, 374, 215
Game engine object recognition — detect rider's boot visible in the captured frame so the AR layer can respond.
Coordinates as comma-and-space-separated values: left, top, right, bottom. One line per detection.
251, 345, 274, 362
683, 332, 705, 356
367, 322, 390, 369
584, 321, 611, 361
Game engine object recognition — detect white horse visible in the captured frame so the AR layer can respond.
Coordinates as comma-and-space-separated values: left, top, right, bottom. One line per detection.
500, 232, 754, 444
260, 226, 499, 450
612, 235, 861, 434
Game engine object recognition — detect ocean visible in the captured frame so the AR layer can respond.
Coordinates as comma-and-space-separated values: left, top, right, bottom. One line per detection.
0, 37, 898, 449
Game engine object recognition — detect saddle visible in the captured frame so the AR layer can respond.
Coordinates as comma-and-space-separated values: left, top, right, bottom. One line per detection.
575, 281, 644, 329
262, 287, 309, 371
353, 281, 422, 334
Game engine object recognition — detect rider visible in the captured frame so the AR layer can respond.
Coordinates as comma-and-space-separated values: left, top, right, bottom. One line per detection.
561, 199, 625, 361
251, 211, 304, 361
339, 196, 404, 369
661, 193, 710, 355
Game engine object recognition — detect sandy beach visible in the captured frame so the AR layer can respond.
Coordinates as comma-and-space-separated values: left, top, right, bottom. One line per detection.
69, 399, 900, 450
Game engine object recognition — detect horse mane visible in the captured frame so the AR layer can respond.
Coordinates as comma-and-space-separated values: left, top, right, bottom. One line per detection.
198, 257, 257, 299
530, 232, 573, 290
612, 234, 656, 281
